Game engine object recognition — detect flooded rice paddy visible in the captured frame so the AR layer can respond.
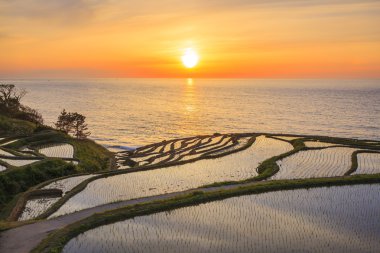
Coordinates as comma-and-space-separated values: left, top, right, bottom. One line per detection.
50, 136, 292, 217
42, 175, 94, 195
272, 147, 356, 179
353, 153, 380, 175
18, 197, 60, 221
1, 158, 40, 167
18, 175, 95, 220
63, 184, 380, 253
118, 134, 247, 169
303, 141, 340, 148
0, 148, 15, 156
0, 139, 78, 172
37, 143, 74, 158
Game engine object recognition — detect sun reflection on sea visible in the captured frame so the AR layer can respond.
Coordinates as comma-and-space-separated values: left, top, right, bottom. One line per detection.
17, 79, 380, 148
175, 78, 201, 136
187, 78, 193, 86
184, 78, 196, 113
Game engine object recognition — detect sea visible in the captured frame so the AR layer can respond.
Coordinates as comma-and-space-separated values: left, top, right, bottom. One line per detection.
5, 78, 380, 151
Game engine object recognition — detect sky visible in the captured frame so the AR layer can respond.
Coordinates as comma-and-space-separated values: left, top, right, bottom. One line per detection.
0, 0, 380, 78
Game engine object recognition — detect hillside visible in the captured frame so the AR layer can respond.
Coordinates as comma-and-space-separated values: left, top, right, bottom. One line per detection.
0, 115, 115, 219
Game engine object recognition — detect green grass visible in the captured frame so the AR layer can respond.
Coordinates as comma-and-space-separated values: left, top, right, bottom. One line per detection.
5, 129, 114, 172
7, 188, 63, 221
0, 219, 35, 232
11, 133, 378, 252
201, 135, 305, 188
68, 138, 114, 173
0, 115, 37, 136
0, 116, 115, 220
37, 175, 103, 219
34, 135, 258, 218
0, 160, 77, 219
3, 129, 380, 246
345, 150, 380, 176
32, 173, 380, 253
30, 133, 380, 218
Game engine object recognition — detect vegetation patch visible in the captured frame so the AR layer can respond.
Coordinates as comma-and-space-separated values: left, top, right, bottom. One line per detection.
5, 132, 379, 223
0, 136, 113, 219
43, 136, 291, 218
8, 188, 63, 221
32, 174, 380, 253
345, 150, 380, 175
202, 135, 304, 187
0, 115, 36, 136
0, 160, 77, 219
118, 133, 258, 168
273, 147, 356, 179
23, 133, 380, 219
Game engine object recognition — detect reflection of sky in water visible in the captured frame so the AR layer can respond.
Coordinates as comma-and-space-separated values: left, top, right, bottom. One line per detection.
11, 79, 380, 148
64, 184, 380, 253
51, 136, 292, 217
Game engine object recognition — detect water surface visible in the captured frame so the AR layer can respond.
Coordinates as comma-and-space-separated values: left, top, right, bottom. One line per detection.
7, 79, 379, 149
63, 184, 380, 253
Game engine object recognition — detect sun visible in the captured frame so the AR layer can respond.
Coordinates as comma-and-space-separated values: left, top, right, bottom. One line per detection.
181, 48, 199, 68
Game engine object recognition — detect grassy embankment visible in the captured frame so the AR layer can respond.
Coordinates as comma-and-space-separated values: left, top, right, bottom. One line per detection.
2, 128, 379, 235
33, 134, 258, 219
32, 173, 380, 253
202, 135, 380, 187
0, 114, 36, 136
0, 115, 114, 223
22, 133, 380, 221
31, 134, 380, 252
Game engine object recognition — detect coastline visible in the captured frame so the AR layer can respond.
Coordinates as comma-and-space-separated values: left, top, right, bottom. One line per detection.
1, 111, 379, 253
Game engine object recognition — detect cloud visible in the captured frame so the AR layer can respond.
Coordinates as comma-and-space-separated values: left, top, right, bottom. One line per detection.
2, 0, 378, 21
0, 0, 105, 24
196, 0, 379, 9
0, 0, 379, 78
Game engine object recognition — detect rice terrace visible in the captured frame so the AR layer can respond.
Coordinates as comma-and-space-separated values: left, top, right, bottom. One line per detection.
0, 126, 379, 253
1, 1, 380, 252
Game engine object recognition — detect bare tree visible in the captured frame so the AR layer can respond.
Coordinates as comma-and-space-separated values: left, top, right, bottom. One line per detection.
0, 84, 27, 112
19, 105, 44, 125
0, 84, 44, 124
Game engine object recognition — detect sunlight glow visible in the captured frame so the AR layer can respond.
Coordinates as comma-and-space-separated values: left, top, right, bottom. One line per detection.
187, 78, 193, 86
182, 48, 199, 68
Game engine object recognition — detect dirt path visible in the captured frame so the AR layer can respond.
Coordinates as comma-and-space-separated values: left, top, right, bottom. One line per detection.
0, 183, 250, 253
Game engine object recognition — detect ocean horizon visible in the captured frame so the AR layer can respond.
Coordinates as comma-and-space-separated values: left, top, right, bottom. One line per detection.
2, 1, 380, 252
7, 78, 380, 150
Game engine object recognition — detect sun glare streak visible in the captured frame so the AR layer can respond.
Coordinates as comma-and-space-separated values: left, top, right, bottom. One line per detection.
182, 48, 199, 68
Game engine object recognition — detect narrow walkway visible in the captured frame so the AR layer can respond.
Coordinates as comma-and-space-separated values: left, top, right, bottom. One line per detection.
0, 182, 252, 253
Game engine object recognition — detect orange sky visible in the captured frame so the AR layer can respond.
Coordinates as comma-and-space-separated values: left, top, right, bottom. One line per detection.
1, 0, 380, 78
